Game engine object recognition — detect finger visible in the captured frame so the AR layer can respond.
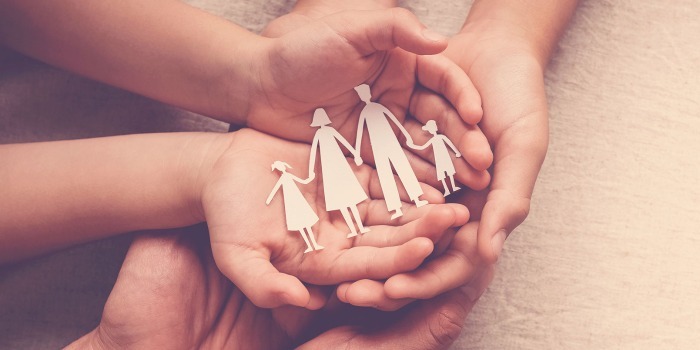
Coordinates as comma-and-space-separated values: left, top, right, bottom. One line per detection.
384, 222, 481, 300
337, 279, 413, 311
404, 118, 490, 191
365, 166, 443, 204
306, 284, 331, 310
211, 242, 311, 309
416, 54, 483, 124
327, 237, 434, 282
356, 204, 466, 247
328, 8, 447, 56
363, 201, 469, 228
477, 110, 548, 263
409, 86, 493, 170
301, 283, 481, 350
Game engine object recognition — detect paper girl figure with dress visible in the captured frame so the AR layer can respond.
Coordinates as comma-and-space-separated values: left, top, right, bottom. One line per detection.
266, 161, 323, 253
410, 120, 462, 197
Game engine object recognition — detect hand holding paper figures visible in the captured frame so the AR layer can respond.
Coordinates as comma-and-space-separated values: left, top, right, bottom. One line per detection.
207, 129, 469, 308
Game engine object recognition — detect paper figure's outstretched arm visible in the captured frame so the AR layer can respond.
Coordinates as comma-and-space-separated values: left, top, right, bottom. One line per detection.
290, 173, 314, 185
441, 135, 462, 157
308, 133, 320, 177
382, 105, 414, 143
331, 128, 360, 156
410, 139, 432, 151
354, 112, 367, 151
265, 178, 283, 205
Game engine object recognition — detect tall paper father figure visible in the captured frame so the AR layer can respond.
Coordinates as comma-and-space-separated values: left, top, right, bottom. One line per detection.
354, 84, 428, 220
266, 161, 323, 253
308, 108, 369, 238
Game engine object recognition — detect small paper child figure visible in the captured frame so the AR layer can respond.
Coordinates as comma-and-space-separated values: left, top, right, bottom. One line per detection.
411, 120, 462, 197
354, 84, 428, 220
266, 161, 323, 253
308, 108, 370, 238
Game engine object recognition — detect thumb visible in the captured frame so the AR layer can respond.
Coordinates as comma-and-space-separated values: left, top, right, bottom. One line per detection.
326, 8, 447, 56
212, 242, 312, 309
477, 111, 549, 263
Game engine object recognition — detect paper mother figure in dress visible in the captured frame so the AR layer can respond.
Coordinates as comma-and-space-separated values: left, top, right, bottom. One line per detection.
308, 108, 369, 238
266, 160, 323, 253
354, 84, 428, 220
411, 120, 462, 197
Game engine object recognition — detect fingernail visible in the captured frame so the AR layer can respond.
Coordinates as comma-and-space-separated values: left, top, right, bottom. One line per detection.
491, 229, 507, 260
422, 29, 446, 42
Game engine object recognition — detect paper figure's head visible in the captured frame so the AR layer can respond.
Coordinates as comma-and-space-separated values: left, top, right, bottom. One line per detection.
310, 108, 332, 127
422, 120, 438, 134
354, 84, 371, 102
271, 160, 292, 173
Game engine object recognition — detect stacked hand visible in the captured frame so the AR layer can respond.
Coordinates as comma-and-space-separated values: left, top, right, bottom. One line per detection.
67, 224, 493, 350
200, 129, 471, 308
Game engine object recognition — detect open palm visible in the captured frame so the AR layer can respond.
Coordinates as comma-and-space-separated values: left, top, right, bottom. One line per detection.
201, 129, 469, 309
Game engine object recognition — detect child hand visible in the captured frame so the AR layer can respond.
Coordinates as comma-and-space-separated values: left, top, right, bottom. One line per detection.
257, 7, 492, 201
200, 129, 470, 309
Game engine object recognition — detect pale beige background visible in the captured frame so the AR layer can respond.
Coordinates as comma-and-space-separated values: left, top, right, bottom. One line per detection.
1, 0, 699, 349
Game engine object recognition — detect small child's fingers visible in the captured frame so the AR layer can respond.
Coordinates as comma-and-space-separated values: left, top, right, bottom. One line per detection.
328, 8, 447, 56
337, 280, 414, 311
355, 205, 464, 248
415, 55, 483, 124
362, 201, 469, 227
328, 237, 433, 282
383, 222, 480, 300
213, 244, 311, 309
306, 284, 331, 310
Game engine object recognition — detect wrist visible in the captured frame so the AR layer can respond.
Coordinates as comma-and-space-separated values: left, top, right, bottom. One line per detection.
455, 19, 546, 70
216, 34, 273, 126
178, 132, 237, 223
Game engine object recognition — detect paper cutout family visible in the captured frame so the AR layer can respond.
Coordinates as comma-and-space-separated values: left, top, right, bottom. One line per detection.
266, 84, 462, 253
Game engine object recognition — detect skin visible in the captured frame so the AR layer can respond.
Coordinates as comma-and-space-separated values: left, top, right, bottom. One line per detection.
284, 0, 580, 316
67, 224, 494, 350
0, 2, 492, 195
0, 130, 469, 310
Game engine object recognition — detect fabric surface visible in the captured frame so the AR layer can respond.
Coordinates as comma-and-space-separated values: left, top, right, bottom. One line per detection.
1, 0, 699, 349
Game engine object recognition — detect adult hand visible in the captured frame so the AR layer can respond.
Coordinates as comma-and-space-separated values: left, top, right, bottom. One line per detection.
66, 225, 314, 349
67, 225, 493, 350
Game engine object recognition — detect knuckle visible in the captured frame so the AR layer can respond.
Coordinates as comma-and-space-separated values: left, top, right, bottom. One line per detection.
426, 307, 465, 348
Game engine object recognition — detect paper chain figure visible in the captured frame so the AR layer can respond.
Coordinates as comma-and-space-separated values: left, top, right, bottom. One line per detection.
267, 84, 462, 253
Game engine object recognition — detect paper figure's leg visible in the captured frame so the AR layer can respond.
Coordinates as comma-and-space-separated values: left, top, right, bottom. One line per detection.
449, 174, 461, 192
306, 227, 324, 251
340, 208, 359, 238
350, 205, 370, 234
441, 178, 451, 197
375, 154, 402, 217
299, 230, 313, 253
390, 152, 427, 207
